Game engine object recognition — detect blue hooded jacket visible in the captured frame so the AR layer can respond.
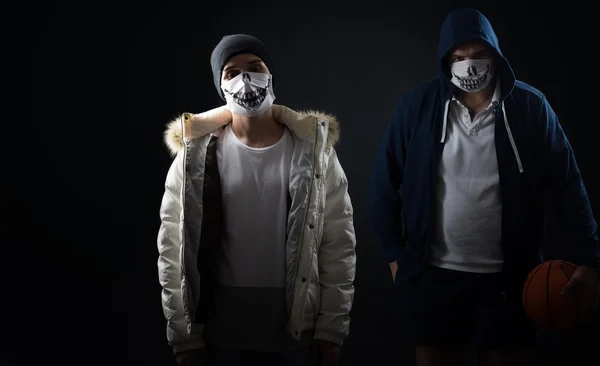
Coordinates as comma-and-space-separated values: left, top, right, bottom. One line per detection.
369, 8, 599, 288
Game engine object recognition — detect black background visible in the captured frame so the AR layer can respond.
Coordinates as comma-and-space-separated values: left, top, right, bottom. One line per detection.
12, 0, 598, 365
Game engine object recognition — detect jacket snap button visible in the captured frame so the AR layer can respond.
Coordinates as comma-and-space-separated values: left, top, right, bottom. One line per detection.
302, 278, 307, 282
315, 174, 320, 179
308, 224, 314, 229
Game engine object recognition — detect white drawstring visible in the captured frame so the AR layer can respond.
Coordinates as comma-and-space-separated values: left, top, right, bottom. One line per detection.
501, 102, 524, 173
440, 99, 451, 143
440, 98, 523, 174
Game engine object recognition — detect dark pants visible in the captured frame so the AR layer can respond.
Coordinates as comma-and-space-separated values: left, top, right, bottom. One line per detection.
393, 265, 536, 349
206, 344, 311, 366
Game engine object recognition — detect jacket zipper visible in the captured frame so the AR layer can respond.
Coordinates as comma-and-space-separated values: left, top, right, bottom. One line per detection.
180, 116, 192, 332
290, 117, 320, 332
423, 107, 447, 273
422, 145, 443, 273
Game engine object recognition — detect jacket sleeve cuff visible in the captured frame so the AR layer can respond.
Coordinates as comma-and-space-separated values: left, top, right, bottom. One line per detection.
172, 339, 206, 355
382, 243, 401, 263
575, 235, 600, 270
313, 330, 345, 347
580, 256, 600, 271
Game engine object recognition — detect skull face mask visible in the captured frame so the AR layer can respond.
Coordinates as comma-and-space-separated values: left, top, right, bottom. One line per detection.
221, 72, 276, 117
450, 59, 493, 92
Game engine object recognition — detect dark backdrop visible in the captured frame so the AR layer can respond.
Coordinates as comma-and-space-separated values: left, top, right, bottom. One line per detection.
12, 0, 598, 365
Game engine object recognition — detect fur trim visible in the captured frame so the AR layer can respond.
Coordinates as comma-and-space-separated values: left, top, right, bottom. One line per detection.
308, 110, 339, 146
164, 105, 340, 156
164, 119, 184, 155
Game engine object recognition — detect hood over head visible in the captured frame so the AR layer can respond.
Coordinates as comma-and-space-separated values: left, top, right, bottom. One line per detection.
437, 8, 515, 100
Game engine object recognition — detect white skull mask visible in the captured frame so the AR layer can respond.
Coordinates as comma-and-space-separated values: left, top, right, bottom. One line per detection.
450, 59, 493, 92
221, 72, 276, 116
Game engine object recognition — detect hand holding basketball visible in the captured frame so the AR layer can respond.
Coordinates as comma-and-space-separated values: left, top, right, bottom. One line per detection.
523, 261, 582, 330
561, 264, 600, 323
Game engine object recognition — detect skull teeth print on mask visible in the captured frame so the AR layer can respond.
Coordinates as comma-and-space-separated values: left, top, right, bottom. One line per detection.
450, 59, 493, 92
222, 72, 276, 117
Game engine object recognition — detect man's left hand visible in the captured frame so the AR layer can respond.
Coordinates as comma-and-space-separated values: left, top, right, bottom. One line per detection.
311, 339, 341, 366
561, 264, 600, 323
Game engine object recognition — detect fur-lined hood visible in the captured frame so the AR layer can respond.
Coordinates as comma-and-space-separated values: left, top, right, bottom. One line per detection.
164, 104, 340, 156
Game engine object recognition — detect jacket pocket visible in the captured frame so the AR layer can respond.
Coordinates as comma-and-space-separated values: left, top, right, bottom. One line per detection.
395, 242, 425, 282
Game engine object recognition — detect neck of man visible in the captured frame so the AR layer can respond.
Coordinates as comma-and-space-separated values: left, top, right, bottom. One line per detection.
230, 107, 285, 148
457, 79, 496, 115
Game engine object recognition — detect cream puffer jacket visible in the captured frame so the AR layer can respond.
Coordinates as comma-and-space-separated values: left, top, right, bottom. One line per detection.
157, 104, 356, 354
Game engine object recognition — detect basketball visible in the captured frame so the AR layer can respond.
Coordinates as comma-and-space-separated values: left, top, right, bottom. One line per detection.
522, 260, 582, 330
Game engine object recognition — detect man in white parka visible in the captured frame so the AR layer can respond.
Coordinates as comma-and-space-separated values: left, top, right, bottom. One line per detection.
157, 34, 357, 366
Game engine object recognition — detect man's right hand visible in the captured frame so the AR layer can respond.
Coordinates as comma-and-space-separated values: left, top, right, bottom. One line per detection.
175, 348, 207, 366
389, 261, 398, 283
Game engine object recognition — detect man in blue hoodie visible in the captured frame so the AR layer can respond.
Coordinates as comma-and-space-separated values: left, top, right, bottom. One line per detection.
369, 8, 600, 366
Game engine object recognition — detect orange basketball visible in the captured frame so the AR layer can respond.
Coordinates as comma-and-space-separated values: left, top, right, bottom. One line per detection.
522, 260, 582, 330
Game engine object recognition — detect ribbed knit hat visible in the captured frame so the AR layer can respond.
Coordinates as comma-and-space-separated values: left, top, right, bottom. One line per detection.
210, 34, 271, 100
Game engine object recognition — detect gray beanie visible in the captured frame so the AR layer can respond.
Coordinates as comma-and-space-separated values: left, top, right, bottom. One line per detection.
210, 34, 272, 100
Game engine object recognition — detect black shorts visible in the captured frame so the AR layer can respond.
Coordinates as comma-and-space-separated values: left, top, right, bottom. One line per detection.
393, 264, 536, 350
